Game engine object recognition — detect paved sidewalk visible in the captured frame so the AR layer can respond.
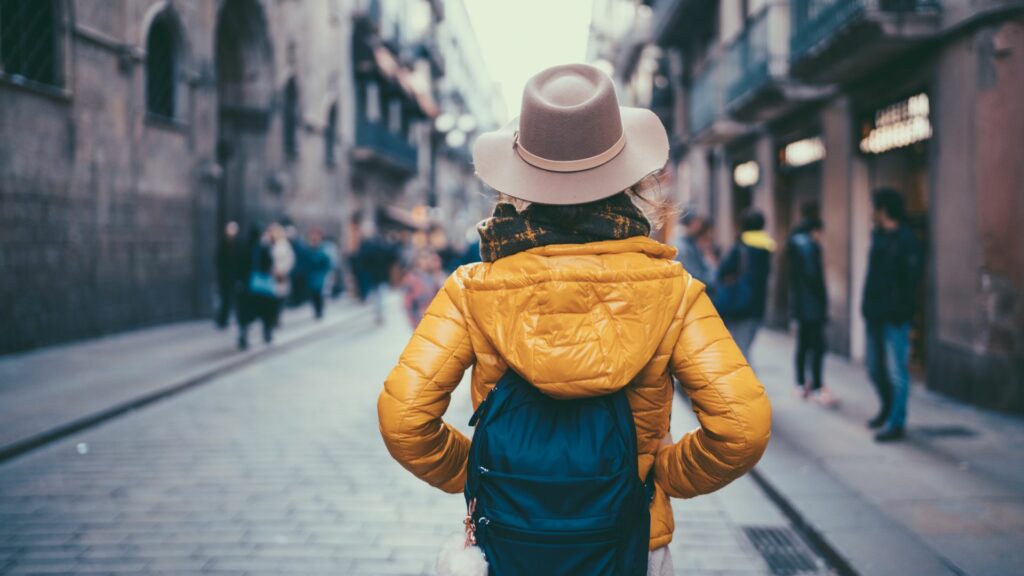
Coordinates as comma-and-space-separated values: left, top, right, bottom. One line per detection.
0, 296, 828, 575
749, 329, 1024, 576
0, 299, 368, 461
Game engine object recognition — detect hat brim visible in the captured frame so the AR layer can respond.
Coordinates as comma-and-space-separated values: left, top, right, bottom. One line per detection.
471, 107, 669, 205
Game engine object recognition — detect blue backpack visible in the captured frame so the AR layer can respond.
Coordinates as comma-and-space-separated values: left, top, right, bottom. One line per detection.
465, 370, 652, 576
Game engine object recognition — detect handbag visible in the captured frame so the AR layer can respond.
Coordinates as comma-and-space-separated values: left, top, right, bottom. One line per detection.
248, 271, 276, 297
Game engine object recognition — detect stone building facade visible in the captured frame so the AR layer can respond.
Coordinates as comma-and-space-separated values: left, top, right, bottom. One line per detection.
591, 0, 1024, 411
0, 0, 454, 353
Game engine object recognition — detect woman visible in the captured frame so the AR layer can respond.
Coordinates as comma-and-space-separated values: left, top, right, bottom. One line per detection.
379, 64, 771, 575
266, 223, 295, 328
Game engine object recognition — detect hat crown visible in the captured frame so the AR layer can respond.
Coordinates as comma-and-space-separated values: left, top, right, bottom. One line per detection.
518, 64, 624, 162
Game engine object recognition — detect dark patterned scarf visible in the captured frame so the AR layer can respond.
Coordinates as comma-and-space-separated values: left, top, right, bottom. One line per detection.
478, 193, 651, 262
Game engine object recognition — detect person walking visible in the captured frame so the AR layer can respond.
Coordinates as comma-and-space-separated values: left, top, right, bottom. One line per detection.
378, 64, 770, 576
214, 221, 245, 328
786, 214, 835, 406
862, 189, 922, 442
675, 213, 712, 284
713, 209, 776, 359
400, 250, 445, 328
266, 223, 295, 329
237, 226, 278, 350
305, 227, 334, 320
357, 232, 397, 325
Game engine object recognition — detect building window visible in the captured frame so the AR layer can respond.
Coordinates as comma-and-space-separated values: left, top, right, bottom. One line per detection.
0, 0, 62, 89
365, 81, 381, 122
325, 103, 337, 166
388, 98, 402, 134
283, 77, 299, 159
146, 10, 179, 120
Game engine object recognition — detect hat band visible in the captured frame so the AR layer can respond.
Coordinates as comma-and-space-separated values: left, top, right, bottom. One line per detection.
514, 131, 626, 173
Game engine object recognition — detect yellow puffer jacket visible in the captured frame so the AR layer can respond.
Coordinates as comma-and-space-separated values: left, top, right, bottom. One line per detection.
378, 236, 771, 549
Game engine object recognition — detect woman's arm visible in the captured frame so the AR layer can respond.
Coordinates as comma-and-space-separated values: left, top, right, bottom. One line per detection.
378, 275, 475, 493
655, 280, 771, 498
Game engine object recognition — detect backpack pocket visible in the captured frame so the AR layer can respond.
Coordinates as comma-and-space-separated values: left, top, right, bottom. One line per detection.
478, 519, 619, 576
473, 467, 637, 530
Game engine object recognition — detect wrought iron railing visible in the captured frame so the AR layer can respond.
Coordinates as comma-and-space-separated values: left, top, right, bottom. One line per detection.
687, 58, 722, 135
355, 115, 418, 172
790, 0, 940, 61
724, 9, 772, 105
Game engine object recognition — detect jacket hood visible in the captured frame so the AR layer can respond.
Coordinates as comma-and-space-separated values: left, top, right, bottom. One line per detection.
457, 237, 687, 399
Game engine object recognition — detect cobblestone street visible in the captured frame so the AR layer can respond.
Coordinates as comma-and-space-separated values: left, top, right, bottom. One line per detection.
0, 297, 823, 575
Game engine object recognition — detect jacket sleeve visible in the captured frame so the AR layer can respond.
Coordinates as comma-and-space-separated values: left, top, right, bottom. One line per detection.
654, 279, 772, 498
378, 275, 475, 493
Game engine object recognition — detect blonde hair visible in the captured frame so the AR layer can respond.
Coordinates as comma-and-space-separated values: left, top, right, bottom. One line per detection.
496, 170, 678, 231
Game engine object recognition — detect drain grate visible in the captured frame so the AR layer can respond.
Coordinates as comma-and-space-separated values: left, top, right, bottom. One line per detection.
913, 425, 977, 438
743, 526, 821, 575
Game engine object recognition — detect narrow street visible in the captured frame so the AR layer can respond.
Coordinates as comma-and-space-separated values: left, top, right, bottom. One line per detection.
0, 297, 828, 576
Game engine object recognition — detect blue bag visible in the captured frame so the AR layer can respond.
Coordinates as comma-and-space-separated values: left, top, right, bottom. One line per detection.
465, 370, 652, 576
248, 271, 276, 297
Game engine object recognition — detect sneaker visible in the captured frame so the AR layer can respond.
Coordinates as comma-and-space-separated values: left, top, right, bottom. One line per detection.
811, 387, 839, 408
794, 385, 810, 400
874, 425, 905, 442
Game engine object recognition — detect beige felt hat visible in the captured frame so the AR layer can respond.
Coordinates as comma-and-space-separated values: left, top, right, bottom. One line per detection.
472, 63, 669, 205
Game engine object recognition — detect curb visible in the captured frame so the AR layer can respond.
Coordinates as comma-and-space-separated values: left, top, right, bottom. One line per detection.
747, 467, 859, 576
0, 305, 373, 465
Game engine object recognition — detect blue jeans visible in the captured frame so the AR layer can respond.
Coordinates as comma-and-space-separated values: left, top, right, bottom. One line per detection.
865, 321, 911, 428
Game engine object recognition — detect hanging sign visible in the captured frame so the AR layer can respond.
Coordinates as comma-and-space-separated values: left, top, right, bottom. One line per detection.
860, 93, 932, 154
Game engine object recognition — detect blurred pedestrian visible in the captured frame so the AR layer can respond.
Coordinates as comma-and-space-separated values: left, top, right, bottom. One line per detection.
379, 64, 770, 576
461, 225, 482, 266
714, 208, 775, 359
267, 223, 295, 328
215, 221, 245, 328
786, 213, 835, 406
675, 213, 712, 284
305, 228, 334, 320
284, 221, 310, 307
321, 235, 342, 298
237, 226, 277, 349
400, 250, 444, 328
357, 231, 397, 324
863, 189, 922, 441
698, 219, 720, 277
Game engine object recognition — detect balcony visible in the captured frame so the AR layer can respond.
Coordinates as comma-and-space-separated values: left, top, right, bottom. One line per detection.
790, 0, 941, 83
724, 7, 832, 122
687, 58, 748, 143
352, 116, 418, 175
651, 0, 716, 47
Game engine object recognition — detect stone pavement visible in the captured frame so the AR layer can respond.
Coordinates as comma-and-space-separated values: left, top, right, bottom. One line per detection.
749, 329, 1024, 576
0, 299, 367, 460
0, 294, 828, 575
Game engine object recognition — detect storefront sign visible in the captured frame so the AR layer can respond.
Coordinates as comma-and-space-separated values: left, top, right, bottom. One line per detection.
781, 137, 826, 168
733, 161, 760, 188
860, 93, 932, 154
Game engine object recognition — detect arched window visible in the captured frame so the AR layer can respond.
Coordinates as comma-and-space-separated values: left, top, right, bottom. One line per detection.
283, 77, 299, 159
0, 0, 62, 88
146, 10, 179, 120
325, 103, 338, 166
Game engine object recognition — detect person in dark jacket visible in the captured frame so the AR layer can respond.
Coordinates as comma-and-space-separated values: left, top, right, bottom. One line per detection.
305, 228, 335, 320
715, 209, 776, 358
786, 216, 836, 406
215, 221, 246, 328
237, 226, 278, 350
862, 189, 922, 441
